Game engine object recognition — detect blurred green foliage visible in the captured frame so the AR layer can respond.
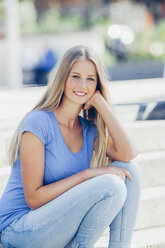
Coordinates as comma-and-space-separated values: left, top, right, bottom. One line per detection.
152, 20, 165, 42
104, 19, 165, 66
0, 1, 4, 21
130, 20, 165, 62
19, 1, 111, 35
0, 0, 165, 64
19, 0, 37, 36
37, 9, 87, 34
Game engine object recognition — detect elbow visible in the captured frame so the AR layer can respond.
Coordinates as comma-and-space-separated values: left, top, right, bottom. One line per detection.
123, 149, 138, 162
29, 203, 38, 211
26, 197, 38, 210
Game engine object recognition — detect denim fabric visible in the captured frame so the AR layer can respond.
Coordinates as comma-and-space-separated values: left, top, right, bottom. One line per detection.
1, 160, 141, 248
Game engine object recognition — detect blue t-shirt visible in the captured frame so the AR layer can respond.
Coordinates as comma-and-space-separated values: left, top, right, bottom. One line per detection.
0, 110, 98, 232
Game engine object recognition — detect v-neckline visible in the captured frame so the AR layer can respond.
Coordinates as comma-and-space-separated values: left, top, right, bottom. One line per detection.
50, 111, 84, 155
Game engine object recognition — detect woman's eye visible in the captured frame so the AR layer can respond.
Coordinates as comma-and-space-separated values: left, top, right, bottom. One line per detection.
88, 78, 94, 81
72, 75, 79, 79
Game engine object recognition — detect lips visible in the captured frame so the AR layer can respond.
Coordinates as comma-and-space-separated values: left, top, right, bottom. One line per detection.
73, 91, 87, 96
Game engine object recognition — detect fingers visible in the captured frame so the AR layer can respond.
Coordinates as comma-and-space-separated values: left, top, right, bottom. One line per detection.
119, 173, 125, 182
83, 102, 92, 110
107, 166, 133, 182
121, 168, 133, 181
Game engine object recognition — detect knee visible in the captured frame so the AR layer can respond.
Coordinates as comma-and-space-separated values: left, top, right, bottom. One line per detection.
123, 161, 142, 188
96, 174, 127, 205
109, 160, 142, 189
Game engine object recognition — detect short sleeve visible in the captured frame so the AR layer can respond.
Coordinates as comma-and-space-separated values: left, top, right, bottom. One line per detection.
21, 110, 49, 145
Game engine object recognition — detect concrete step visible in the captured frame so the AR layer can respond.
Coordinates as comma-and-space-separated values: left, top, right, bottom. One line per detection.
0, 119, 20, 132
0, 166, 11, 197
0, 86, 45, 122
108, 78, 165, 105
1, 119, 165, 146
94, 225, 165, 248
0, 131, 14, 165
1, 142, 165, 189
126, 120, 165, 152
135, 185, 165, 230
1, 167, 165, 230
1, 120, 165, 165
134, 150, 165, 188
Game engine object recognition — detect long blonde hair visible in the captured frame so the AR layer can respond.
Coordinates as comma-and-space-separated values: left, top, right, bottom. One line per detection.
8, 45, 111, 167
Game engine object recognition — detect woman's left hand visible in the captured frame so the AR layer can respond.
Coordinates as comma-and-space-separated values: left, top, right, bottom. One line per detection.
83, 90, 103, 110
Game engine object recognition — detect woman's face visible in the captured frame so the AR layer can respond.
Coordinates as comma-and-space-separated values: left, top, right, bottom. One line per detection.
63, 59, 98, 106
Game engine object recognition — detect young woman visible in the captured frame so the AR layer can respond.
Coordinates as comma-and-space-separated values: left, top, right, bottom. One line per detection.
0, 45, 141, 248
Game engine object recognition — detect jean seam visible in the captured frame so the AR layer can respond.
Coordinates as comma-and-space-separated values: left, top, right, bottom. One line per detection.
120, 180, 127, 241
71, 240, 80, 248
75, 193, 112, 247
120, 201, 124, 241
109, 161, 127, 242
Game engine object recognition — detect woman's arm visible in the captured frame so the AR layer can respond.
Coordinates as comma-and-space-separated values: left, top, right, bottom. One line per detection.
20, 130, 134, 210
20, 132, 93, 210
85, 91, 138, 162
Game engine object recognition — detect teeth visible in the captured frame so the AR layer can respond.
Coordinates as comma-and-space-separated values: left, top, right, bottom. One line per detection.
74, 91, 86, 96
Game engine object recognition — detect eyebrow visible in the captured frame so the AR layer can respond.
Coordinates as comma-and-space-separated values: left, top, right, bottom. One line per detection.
71, 72, 97, 77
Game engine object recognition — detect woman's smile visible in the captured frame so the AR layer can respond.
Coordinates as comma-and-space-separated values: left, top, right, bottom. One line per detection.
73, 91, 87, 97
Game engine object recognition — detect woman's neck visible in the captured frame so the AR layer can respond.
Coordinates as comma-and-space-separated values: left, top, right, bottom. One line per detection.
53, 100, 82, 129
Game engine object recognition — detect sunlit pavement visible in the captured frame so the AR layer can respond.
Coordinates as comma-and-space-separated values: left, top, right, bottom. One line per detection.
0, 78, 165, 247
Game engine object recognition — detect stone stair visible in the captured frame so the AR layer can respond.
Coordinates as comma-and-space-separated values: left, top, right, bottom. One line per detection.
0, 120, 165, 248
0, 82, 165, 247
94, 120, 165, 247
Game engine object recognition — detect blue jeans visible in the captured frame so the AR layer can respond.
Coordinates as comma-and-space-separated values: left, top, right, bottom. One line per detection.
1, 160, 142, 248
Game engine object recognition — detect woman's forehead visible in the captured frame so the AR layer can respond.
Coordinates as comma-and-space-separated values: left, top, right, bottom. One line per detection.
70, 59, 97, 75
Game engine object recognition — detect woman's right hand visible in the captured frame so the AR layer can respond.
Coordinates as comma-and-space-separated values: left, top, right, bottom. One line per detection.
88, 166, 133, 182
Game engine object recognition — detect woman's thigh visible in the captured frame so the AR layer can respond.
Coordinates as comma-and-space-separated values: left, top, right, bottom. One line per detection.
1, 173, 125, 248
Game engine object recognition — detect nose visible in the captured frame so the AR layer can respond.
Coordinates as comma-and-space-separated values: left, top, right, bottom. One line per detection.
79, 78, 87, 88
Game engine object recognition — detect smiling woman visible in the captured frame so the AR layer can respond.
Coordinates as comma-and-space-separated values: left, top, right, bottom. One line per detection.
63, 59, 97, 105
0, 45, 141, 248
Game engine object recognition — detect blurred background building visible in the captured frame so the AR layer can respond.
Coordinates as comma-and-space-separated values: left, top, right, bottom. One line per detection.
0, 0, 165, 87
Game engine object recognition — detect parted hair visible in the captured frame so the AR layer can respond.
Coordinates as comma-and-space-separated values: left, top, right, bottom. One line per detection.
8, 45, 112, 167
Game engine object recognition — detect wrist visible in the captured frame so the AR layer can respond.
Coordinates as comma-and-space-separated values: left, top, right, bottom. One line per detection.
84, 168, 94, 179
85, 167, 103, 179
92, 93, 105, 109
